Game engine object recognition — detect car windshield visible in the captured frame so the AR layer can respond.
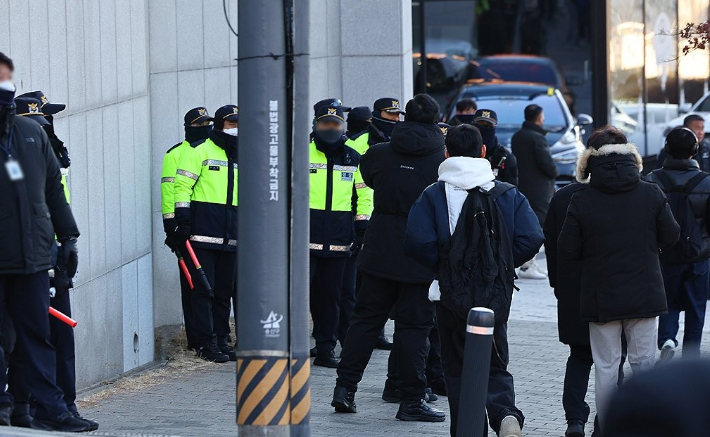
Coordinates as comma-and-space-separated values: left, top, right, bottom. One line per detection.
471, 62, 558, 86
696, 95, 710, 112
462, 93, 568, 132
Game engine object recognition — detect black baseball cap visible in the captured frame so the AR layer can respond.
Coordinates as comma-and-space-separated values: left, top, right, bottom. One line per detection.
315, 105, 345, 124
373, 97, 405, 116
473, 109, 498, 126
348, 106, 371, 122
313, 98, 350, 115
17, 91, 65, 115
14, 96, 49, 126
215, 105, 239, 122
184, 107, 213, 126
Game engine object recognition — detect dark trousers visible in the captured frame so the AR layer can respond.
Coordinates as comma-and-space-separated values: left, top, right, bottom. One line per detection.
189, 249, 237, 348
0, 273, 67, 419
336, 273, 435, 400
339, 255, 359, 346
426, 316, 444, 384
177, 251, 197, 348
563, 343, 626, 424
658, 260, 710, 357
437, 304, 523, 436
310, 255, 348, 352
48, 291, 76, 412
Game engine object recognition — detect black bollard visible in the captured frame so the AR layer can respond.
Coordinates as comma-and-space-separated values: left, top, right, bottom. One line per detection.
457, 307, 495, 437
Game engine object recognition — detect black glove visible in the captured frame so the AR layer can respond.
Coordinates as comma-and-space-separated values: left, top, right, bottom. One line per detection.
173, 224, 191, 246
57, 237, 78, 279
51, 269, 73, 297
163, 218, 180, 252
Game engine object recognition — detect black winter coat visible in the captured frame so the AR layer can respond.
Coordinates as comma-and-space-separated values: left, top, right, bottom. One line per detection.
646, 159, 710, 263
487, 144, 519, 186
357, 121, 445, 283
511, 121, 558, 224
558, 143, 679, 323
0, 116, 79, 275
544, 182, 588, 345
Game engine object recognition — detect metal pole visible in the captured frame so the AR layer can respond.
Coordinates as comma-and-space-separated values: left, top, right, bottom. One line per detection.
418, 1, 428, 94
289, 0, 311, 436
237, 0, 291, 435
590, 0, 609, 128
457, 308, 495, 437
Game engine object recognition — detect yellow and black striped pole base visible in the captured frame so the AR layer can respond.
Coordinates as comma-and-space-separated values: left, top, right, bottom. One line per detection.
289, 356, 311, 436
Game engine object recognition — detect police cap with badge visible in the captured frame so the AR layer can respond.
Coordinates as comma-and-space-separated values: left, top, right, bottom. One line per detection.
372, 97, 405, 117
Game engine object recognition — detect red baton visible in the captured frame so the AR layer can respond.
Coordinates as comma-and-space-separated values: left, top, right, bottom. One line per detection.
185, 240, 212, 292
49, 307, 77, 328
177, 255, 194, 289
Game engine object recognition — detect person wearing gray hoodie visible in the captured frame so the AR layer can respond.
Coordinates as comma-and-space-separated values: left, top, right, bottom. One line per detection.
404, 124, 543, 437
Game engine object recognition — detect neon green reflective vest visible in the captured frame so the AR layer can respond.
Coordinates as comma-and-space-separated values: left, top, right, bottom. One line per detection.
160, 141, 190, 219
309, 140, 372, 257
346, 132, 370, 155
173, 136, 239, 251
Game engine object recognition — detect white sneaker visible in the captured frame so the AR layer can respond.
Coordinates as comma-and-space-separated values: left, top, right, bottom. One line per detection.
517, 266, 547, 280
500, 415, 522, 437
659, 339, 676, 361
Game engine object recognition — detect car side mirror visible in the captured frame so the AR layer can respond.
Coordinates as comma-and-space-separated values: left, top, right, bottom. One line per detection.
679, 103, 692, 115
576, 114, 593, 126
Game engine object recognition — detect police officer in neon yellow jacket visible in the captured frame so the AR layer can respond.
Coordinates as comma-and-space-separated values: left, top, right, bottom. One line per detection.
160, 107, 213, 351
173, 105, 239, 364
310, 104, 373, 368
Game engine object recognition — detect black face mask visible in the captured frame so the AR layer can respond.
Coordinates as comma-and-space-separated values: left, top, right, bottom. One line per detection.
185, 125, 213, 144
315, 128, 344, 146
455, 114, 476, 125
372, 117, 397, 139
347, 119, 370, 136
476, 125, 497, 150
42, 125, 72, 168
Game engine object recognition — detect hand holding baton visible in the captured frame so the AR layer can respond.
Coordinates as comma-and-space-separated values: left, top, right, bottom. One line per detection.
185, 240, 212, 292
49, 306, 78, 328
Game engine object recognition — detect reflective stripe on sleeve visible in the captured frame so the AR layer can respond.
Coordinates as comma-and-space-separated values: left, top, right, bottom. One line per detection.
162, 213, 175, 219
161, 177, 175, 183
175, 202, 191, 208
176, 169, 198, 180
355, 215, 370, 221
190, 235, 237, 246
354, 183, 367, 189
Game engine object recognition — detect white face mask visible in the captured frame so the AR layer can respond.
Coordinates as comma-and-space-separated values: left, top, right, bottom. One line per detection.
223, 128, 238, 137
0, 80, 15, 92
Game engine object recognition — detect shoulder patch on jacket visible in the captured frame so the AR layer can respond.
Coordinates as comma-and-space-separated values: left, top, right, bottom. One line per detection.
166, 142, 182, 154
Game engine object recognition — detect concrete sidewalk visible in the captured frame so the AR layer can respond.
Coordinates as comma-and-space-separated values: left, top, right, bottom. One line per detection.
70, 277, 710, 437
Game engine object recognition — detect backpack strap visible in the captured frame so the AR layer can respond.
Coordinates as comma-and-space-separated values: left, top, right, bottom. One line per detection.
486, 181, 515, 200
652, 170, 678, 192
683, 172, 710, 193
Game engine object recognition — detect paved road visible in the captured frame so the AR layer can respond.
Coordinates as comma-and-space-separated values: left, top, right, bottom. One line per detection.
77, 276, 710, 437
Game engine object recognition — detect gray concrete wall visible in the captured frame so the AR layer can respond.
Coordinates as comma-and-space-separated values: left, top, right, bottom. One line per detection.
0, 0, 412, 389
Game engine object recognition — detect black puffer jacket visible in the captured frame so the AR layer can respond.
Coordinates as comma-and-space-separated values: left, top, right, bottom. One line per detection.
0, 116, 79, 274
511, 121, 558, 224
558, 143, 679, 323
544, 182, 588, 345
357, 121, 445, 283
646, 159, 710, 263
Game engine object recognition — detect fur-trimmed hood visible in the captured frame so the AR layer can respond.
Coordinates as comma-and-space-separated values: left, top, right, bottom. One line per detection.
576, 143, 643, 183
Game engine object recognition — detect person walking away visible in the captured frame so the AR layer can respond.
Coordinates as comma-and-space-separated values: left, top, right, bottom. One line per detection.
332, 94, 446, 422
0, 54, 93, 432
404, 124, 543, 437
558, 126, 679, 429
511, 104, 557, 279
647, 127, 710, 360
309, 105, 372, 368
473, 109, 518, 185
173, 105, 240, 363
368, 98, 404, 146
448, 98, 478, 126
656, 114, 710, 172
161, 107, 214, 350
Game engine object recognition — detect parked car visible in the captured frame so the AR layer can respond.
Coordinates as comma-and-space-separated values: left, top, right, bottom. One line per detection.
446, 82, 593, 187
467, 55, 577, 114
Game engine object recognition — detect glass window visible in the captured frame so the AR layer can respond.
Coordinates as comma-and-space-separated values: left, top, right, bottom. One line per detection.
678, 0, 710, 107
463, 94, 568, 131
470, 62, 558, 86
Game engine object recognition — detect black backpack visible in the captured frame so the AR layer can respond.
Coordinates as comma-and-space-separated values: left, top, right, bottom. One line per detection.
653, 170, 709, 263
437, 182, 517, 326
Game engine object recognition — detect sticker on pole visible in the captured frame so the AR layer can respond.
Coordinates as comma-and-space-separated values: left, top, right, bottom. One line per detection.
260, 311, 283, 338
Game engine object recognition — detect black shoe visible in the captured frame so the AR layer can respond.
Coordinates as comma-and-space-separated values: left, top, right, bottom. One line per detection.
375, 336, 393, 350
72, 411, 99, 431
0, 403, 11, 426
566, 419, 585, 437
428, 377, 448, 396
331, 386, 357, 413
218, 343, 237, 361
313, 350, 339, 368
425, 387, 438, 402
37, 411, 94, 432
309, 346, 317, 357
196, 344, 230, 363
396, 399, 446, 422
